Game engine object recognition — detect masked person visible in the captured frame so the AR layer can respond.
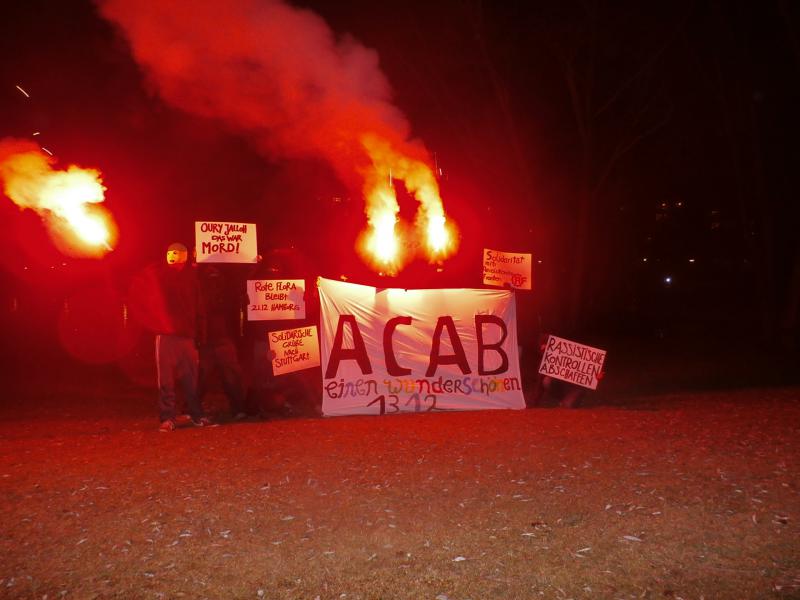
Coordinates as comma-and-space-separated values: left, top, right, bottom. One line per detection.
152, 242, 212, 431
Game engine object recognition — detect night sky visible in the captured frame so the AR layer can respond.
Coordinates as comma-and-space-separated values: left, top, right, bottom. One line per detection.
2, 0, 799, 340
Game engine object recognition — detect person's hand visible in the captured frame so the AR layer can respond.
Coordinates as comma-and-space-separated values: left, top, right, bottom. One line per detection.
539, 333, 549, 353
269, 349, 277, 361
596, 370, 605, 381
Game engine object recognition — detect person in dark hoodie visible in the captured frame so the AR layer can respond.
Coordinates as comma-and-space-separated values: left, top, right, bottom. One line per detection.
151, 242, 212, 431
196, 264, 247, 420
245, 248, 320, 418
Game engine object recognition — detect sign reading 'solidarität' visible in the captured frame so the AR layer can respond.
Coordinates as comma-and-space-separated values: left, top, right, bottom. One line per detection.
482, 248, 532, 290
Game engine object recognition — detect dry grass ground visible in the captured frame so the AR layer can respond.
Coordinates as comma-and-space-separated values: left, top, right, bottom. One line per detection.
0, 374, 799, 599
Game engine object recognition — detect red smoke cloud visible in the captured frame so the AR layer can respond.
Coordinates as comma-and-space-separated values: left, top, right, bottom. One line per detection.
97, 0, 456, 271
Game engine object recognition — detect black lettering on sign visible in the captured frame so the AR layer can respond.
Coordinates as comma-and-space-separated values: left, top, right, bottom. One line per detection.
325, 315, 372, 378
367, 394, 400, 415
404, 393, 438, 412
425, 394, 437, 411
384, 316, 412, 376
475, 314, 509, 376
406, 393, 422, 412
426, 316, 471, 377
367, 394, 386, 415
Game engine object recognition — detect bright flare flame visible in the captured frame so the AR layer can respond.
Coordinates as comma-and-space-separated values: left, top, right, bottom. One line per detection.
39, 168, 111, 248
361, 176, 402, 274
426, 214, 450, 255
0, 139, 116, 256
369, 211, 399, 265
359, 134, 458, 273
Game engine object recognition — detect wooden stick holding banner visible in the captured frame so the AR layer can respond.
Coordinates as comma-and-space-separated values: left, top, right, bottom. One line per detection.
269, 325, 320, 376
538, 335, 607, 390
195, 221, 258, 263
483, 248, 532, 290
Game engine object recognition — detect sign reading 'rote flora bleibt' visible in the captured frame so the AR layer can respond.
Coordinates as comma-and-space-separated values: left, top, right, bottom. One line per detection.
247, 279, 305, 321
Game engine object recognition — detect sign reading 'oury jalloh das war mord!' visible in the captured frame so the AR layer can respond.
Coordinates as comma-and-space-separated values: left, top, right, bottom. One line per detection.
195, 221, 258, 264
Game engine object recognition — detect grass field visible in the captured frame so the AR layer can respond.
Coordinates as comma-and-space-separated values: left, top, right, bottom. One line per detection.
1, 365, 798, 599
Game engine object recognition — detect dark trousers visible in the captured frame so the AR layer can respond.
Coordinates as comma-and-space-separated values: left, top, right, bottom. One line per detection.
531, 375, 585, 408
156, 334, 202, 422
250, 340, 278, 415
250, 340, 319, 416
198, 339, 245, 414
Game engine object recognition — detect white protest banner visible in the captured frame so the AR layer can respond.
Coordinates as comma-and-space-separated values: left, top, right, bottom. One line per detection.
318, 277, 525, 417
195, 221, 258, 264
247, 279, 306, 321
269, 325, 320, 376
483, 248, 532, 290
538, 335, 606, 390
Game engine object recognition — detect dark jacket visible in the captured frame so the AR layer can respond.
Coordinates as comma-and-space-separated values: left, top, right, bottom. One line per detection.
155, 263, 203, 338
198, 265, 244, 344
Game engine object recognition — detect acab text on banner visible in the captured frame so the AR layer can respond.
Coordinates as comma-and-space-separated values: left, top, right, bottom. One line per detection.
318, 277, 526, 417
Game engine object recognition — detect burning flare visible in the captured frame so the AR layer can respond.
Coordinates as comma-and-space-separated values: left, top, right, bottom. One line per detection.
367, 203, 399, 266
359, 134, 457, 273
0, 139, 116, 256
96, 0, 456, 275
